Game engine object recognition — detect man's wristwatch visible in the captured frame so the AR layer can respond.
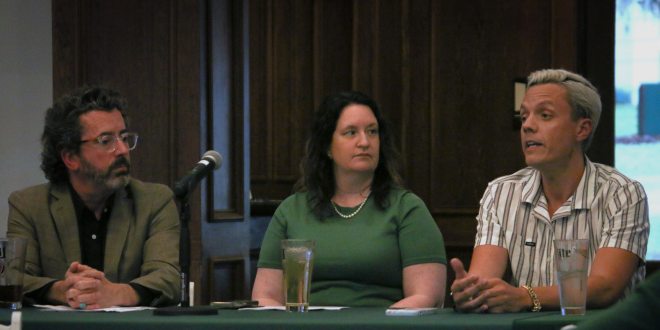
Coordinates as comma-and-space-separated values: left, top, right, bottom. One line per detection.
522, 285, 541, 312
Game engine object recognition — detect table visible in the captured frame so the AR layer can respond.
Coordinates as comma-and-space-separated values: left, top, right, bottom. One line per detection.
513, 310, 603, 330
0, 307, 592, 330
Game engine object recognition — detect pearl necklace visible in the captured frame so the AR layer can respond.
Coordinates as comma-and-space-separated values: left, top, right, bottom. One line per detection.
331, 191, 371, 218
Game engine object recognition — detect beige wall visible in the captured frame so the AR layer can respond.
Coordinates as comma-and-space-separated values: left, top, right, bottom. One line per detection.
0, 0, 52, 235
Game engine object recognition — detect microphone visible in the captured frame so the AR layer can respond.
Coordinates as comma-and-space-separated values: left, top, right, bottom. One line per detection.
156, 150, 224, 315
173, 150, 223, 199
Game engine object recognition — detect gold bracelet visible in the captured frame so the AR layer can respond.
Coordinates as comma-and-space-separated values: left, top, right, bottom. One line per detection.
522, 285, 541, 312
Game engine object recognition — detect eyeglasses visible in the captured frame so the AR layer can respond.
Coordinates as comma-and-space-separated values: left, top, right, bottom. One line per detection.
80, 132, 139, 153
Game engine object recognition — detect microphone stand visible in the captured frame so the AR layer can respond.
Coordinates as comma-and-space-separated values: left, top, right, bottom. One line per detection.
153, 193, 217, 316
178, 195, 192, 307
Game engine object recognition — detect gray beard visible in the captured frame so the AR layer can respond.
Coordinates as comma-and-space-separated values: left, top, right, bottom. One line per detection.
103, 174, 130, 190
80, 157, 131, 191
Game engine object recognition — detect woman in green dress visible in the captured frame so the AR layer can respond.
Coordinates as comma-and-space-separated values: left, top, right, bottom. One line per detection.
252, 91, 447, 307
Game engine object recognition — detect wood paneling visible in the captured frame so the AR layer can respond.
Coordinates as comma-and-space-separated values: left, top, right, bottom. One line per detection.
271, 0, 313, 182
583, 0, 616, 166
249, 0, 269, 183
206, 0, 246, 222
249, 0, 614, 208
551, 0, 579, 71
51, 1, 82, 94
248, 0, 571, 208
401, 0, 432, 201
208, 255, 247, 301
429, 1, 541, 213
200, 0, 252, 305
313, 0, 354, 103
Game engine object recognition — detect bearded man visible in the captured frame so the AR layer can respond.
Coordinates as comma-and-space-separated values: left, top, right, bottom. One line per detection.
7, 86, 180, 309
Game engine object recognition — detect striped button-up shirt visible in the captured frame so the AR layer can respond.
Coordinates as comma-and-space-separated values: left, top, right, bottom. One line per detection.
475, 157, 649, 297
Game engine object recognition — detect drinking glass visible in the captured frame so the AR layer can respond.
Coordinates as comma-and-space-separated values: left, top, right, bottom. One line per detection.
0, 238, 28, 310
554, 239, 589, 315
281, 239, 315, 312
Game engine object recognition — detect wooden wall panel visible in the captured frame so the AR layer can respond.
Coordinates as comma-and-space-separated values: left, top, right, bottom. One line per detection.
52, 1, 81, 96
250, 0, 316, 200
56, 0, 173, 185
313, 0, 354, 104
428, 1, 536, 213
249, 0, 269, 183
352, 0, 377, 93
271, 0, 295, 182
376, 2, 405, 146
271, 0, 314, 182
583, 0, 615, 166
403, 0, 433, 202
288, 0, 315, 182
201, 0, 252, 304
250, 0, 572, 208
208, 256, 246, 302
551, 0, 579, 71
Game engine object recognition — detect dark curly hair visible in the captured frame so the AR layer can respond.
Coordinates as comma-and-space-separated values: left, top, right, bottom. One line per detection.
295, 91, 403, 219
41, 85, 128, 184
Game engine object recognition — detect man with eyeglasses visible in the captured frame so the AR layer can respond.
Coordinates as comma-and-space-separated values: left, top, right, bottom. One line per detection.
449, 69, 649, 313
7, 86, 180, 309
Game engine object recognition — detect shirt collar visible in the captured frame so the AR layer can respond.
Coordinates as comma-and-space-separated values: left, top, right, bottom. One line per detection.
68, 182, 116, 221
521, 156, 596, 211
521, 168, 543, 205
571, 156, 597, 210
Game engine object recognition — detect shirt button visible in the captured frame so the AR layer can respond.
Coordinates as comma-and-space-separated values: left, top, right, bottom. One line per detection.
92, 234, 97, 239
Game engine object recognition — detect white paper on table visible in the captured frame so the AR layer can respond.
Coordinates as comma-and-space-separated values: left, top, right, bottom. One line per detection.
239, 306, 347, 311
33, 304, 155, 312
